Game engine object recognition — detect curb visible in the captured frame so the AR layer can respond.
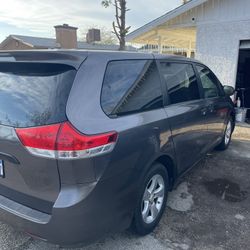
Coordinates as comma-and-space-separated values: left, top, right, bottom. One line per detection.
232, 124, 250, 141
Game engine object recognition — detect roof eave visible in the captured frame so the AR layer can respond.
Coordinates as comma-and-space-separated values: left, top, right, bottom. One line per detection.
10, 35, 34, 48
126, 0, 208, 42
0, 35, 12, 48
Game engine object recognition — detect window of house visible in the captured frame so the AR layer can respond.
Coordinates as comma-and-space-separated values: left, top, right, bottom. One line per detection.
159, 62, 200, 105
101, 60, 163, 117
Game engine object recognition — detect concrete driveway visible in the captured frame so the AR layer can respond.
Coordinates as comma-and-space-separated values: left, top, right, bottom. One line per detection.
0, 139, 249, 250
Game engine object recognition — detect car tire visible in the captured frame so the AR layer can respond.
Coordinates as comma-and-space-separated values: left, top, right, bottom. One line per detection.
131, 163, 169, 236
216, 117, 233, 150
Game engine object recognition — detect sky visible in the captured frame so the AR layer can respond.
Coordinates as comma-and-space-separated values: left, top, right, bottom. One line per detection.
0, 0, 181, 42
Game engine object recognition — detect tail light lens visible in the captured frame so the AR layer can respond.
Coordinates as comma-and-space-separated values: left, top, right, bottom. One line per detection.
15, 122, 118, 159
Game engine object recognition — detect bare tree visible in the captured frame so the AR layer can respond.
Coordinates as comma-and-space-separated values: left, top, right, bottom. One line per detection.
102, 0, 131, 50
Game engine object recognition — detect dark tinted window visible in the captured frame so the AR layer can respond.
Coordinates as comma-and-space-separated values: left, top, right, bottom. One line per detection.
101, 60, 163, 116
160, 62, 200, 104
196, 65, 220, 98
0, 63, 76, 127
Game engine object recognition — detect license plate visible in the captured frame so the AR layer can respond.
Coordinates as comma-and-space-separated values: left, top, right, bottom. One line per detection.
0, 160, 4, 178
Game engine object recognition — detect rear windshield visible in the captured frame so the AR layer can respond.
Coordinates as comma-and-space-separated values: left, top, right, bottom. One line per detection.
0, 63, 76, 128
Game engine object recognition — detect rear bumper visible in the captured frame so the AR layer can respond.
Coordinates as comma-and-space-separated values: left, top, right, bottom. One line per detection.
0, 174, 134, 246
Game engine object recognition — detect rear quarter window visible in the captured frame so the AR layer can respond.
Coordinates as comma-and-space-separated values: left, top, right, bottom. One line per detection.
0, 63, 76, 127
101, 60, 163, 117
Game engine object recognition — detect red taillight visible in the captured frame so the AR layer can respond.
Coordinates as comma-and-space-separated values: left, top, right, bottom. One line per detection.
15, 124, 60, 150
15, 122, 118, 159
56, 122, 117, 151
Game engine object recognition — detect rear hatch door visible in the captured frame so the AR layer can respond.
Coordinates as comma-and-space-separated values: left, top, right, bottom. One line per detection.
0, 61, 77, 214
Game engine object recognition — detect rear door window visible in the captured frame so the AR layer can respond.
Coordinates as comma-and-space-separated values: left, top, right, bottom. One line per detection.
101, 60, 163, 117
0, 63, 76, 127
159, 62, 201, 105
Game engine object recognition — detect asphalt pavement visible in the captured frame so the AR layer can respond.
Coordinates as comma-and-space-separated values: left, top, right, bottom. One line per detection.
0, 139, 249, 250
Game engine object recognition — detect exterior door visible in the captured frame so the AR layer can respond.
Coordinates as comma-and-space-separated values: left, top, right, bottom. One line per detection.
195, 64, 230, 148
158, 61, 208, 174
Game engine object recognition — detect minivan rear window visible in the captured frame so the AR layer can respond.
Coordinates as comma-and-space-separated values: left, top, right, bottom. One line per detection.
0, 63, 76, 128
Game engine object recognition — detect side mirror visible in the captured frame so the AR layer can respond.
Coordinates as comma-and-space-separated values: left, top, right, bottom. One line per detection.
223, 85, 235, 96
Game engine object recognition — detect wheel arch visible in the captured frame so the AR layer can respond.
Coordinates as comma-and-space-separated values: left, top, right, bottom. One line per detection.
154, 154, 177, 190
229, 109, 236, 131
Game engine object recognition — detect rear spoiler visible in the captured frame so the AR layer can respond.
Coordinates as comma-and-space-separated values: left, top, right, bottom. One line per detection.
0, 50, 88, 69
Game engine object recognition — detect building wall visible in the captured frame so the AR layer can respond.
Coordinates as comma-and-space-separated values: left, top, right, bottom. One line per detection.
194, 0, 250, 87
167, 0, 250, 29
129, 0, 250, 88
0, 38, 33, 50
196, 20, 250, 87
156, 0, 250, 87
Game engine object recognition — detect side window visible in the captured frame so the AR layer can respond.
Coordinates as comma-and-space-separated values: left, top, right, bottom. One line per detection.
101, 60, 163, 117
159, 62, 200, 105
196, 65, 221, 98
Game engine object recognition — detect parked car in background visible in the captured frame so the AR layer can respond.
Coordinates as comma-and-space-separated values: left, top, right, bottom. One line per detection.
0, 50, 235, 246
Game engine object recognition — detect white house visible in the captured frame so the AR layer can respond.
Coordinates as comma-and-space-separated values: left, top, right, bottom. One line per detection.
127, 0, 250, 120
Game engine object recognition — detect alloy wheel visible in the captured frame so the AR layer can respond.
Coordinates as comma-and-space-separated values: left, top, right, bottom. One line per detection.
141, 174, 165, 224
225, 120, 232, 145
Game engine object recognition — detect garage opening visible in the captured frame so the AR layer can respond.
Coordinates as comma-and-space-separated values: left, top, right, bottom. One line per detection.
236, 42, 250, 123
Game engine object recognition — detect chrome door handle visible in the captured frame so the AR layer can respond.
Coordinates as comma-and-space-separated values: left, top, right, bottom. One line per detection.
207, 104, 214, 112
201, 108, 207, 116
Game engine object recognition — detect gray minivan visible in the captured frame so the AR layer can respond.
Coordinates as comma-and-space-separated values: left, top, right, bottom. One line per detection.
0, 50, 235, 246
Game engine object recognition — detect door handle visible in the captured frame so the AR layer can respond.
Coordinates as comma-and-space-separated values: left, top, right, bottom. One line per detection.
201, 108, 207, 116
207, 104, 215, 113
